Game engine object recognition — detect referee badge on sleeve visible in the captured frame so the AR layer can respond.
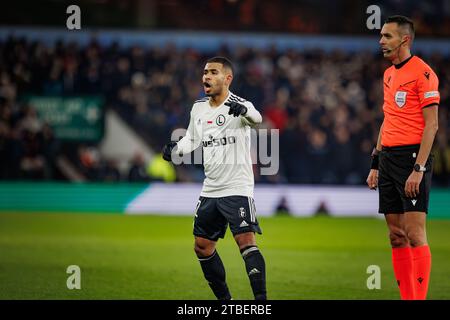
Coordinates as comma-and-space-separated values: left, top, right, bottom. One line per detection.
395, 91, 407, 108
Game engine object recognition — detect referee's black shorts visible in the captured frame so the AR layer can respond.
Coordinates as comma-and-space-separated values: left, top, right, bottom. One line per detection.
378, 144, 433, 214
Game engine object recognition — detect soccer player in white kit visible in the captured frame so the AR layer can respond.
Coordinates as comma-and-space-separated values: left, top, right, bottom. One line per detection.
162, 57, 266, 300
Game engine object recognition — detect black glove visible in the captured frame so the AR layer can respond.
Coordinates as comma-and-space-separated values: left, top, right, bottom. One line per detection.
162, 142, 177, 162
225, 101, 247, 117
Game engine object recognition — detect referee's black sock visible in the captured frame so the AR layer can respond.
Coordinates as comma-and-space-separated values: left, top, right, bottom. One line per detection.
241, 245, 267, 300
198, 250, 232, 300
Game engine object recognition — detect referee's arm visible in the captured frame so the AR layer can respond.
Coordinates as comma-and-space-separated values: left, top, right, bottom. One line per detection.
366, 120, 384, 190
375, 121, 384, 153
404, 105, 439, 198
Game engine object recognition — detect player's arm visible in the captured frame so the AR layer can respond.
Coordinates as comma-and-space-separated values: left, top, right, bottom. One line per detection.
241, 102, 262, 126
175, 113, 201, 155
162, 109, 201, 162
404, 105, 438, 198
366, 120, 384, 190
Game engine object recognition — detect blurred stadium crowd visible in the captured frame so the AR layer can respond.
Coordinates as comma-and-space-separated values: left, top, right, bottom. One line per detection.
5, 0, 450, 37
0, 36, 449, 185
158, 0, 450, 36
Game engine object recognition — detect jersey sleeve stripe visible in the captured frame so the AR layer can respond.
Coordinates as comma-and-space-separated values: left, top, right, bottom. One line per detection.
231, 94, 246, 102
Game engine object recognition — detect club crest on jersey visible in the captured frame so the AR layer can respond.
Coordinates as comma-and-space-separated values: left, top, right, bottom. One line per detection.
395, 91, 407, 108
216, 114, 226, 126
239, 207, 246, 218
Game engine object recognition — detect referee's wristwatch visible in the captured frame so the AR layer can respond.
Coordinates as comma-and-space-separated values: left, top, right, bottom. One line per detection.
414, 163, 427, 172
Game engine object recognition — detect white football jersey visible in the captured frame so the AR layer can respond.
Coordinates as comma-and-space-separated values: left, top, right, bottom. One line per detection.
176, 91, 262, 198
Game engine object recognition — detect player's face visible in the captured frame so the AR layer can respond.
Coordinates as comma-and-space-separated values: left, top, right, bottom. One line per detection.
202, 63, 231, 96
379, 23, 405, 60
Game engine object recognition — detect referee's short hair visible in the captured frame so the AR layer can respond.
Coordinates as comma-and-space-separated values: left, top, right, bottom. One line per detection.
206, 56, 234, 74
385, 15, 415, 41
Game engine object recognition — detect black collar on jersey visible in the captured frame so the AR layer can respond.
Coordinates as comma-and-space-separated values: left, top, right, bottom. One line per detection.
394, 55, 414, 69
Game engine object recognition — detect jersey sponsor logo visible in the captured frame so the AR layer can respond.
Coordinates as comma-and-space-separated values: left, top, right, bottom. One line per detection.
395, 91, 407, 108
216, 114, 226, 126
202, 136, 236, 148
424, 91, 439, 99
424, 71, 430, 80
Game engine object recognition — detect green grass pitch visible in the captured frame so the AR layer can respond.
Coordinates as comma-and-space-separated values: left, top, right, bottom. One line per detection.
1, 212, 449, 300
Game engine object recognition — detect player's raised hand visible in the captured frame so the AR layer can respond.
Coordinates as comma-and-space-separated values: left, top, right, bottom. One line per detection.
366, 169, 378, 190
225, 101, 247, 117
162, 141, 177, 162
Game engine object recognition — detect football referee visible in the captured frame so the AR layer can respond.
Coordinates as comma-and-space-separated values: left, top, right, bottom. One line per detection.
367, 16, 439, 300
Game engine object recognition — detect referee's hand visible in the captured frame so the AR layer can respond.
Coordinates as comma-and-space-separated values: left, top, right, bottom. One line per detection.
405, 171, 423, 198
366, 169, 378, 190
